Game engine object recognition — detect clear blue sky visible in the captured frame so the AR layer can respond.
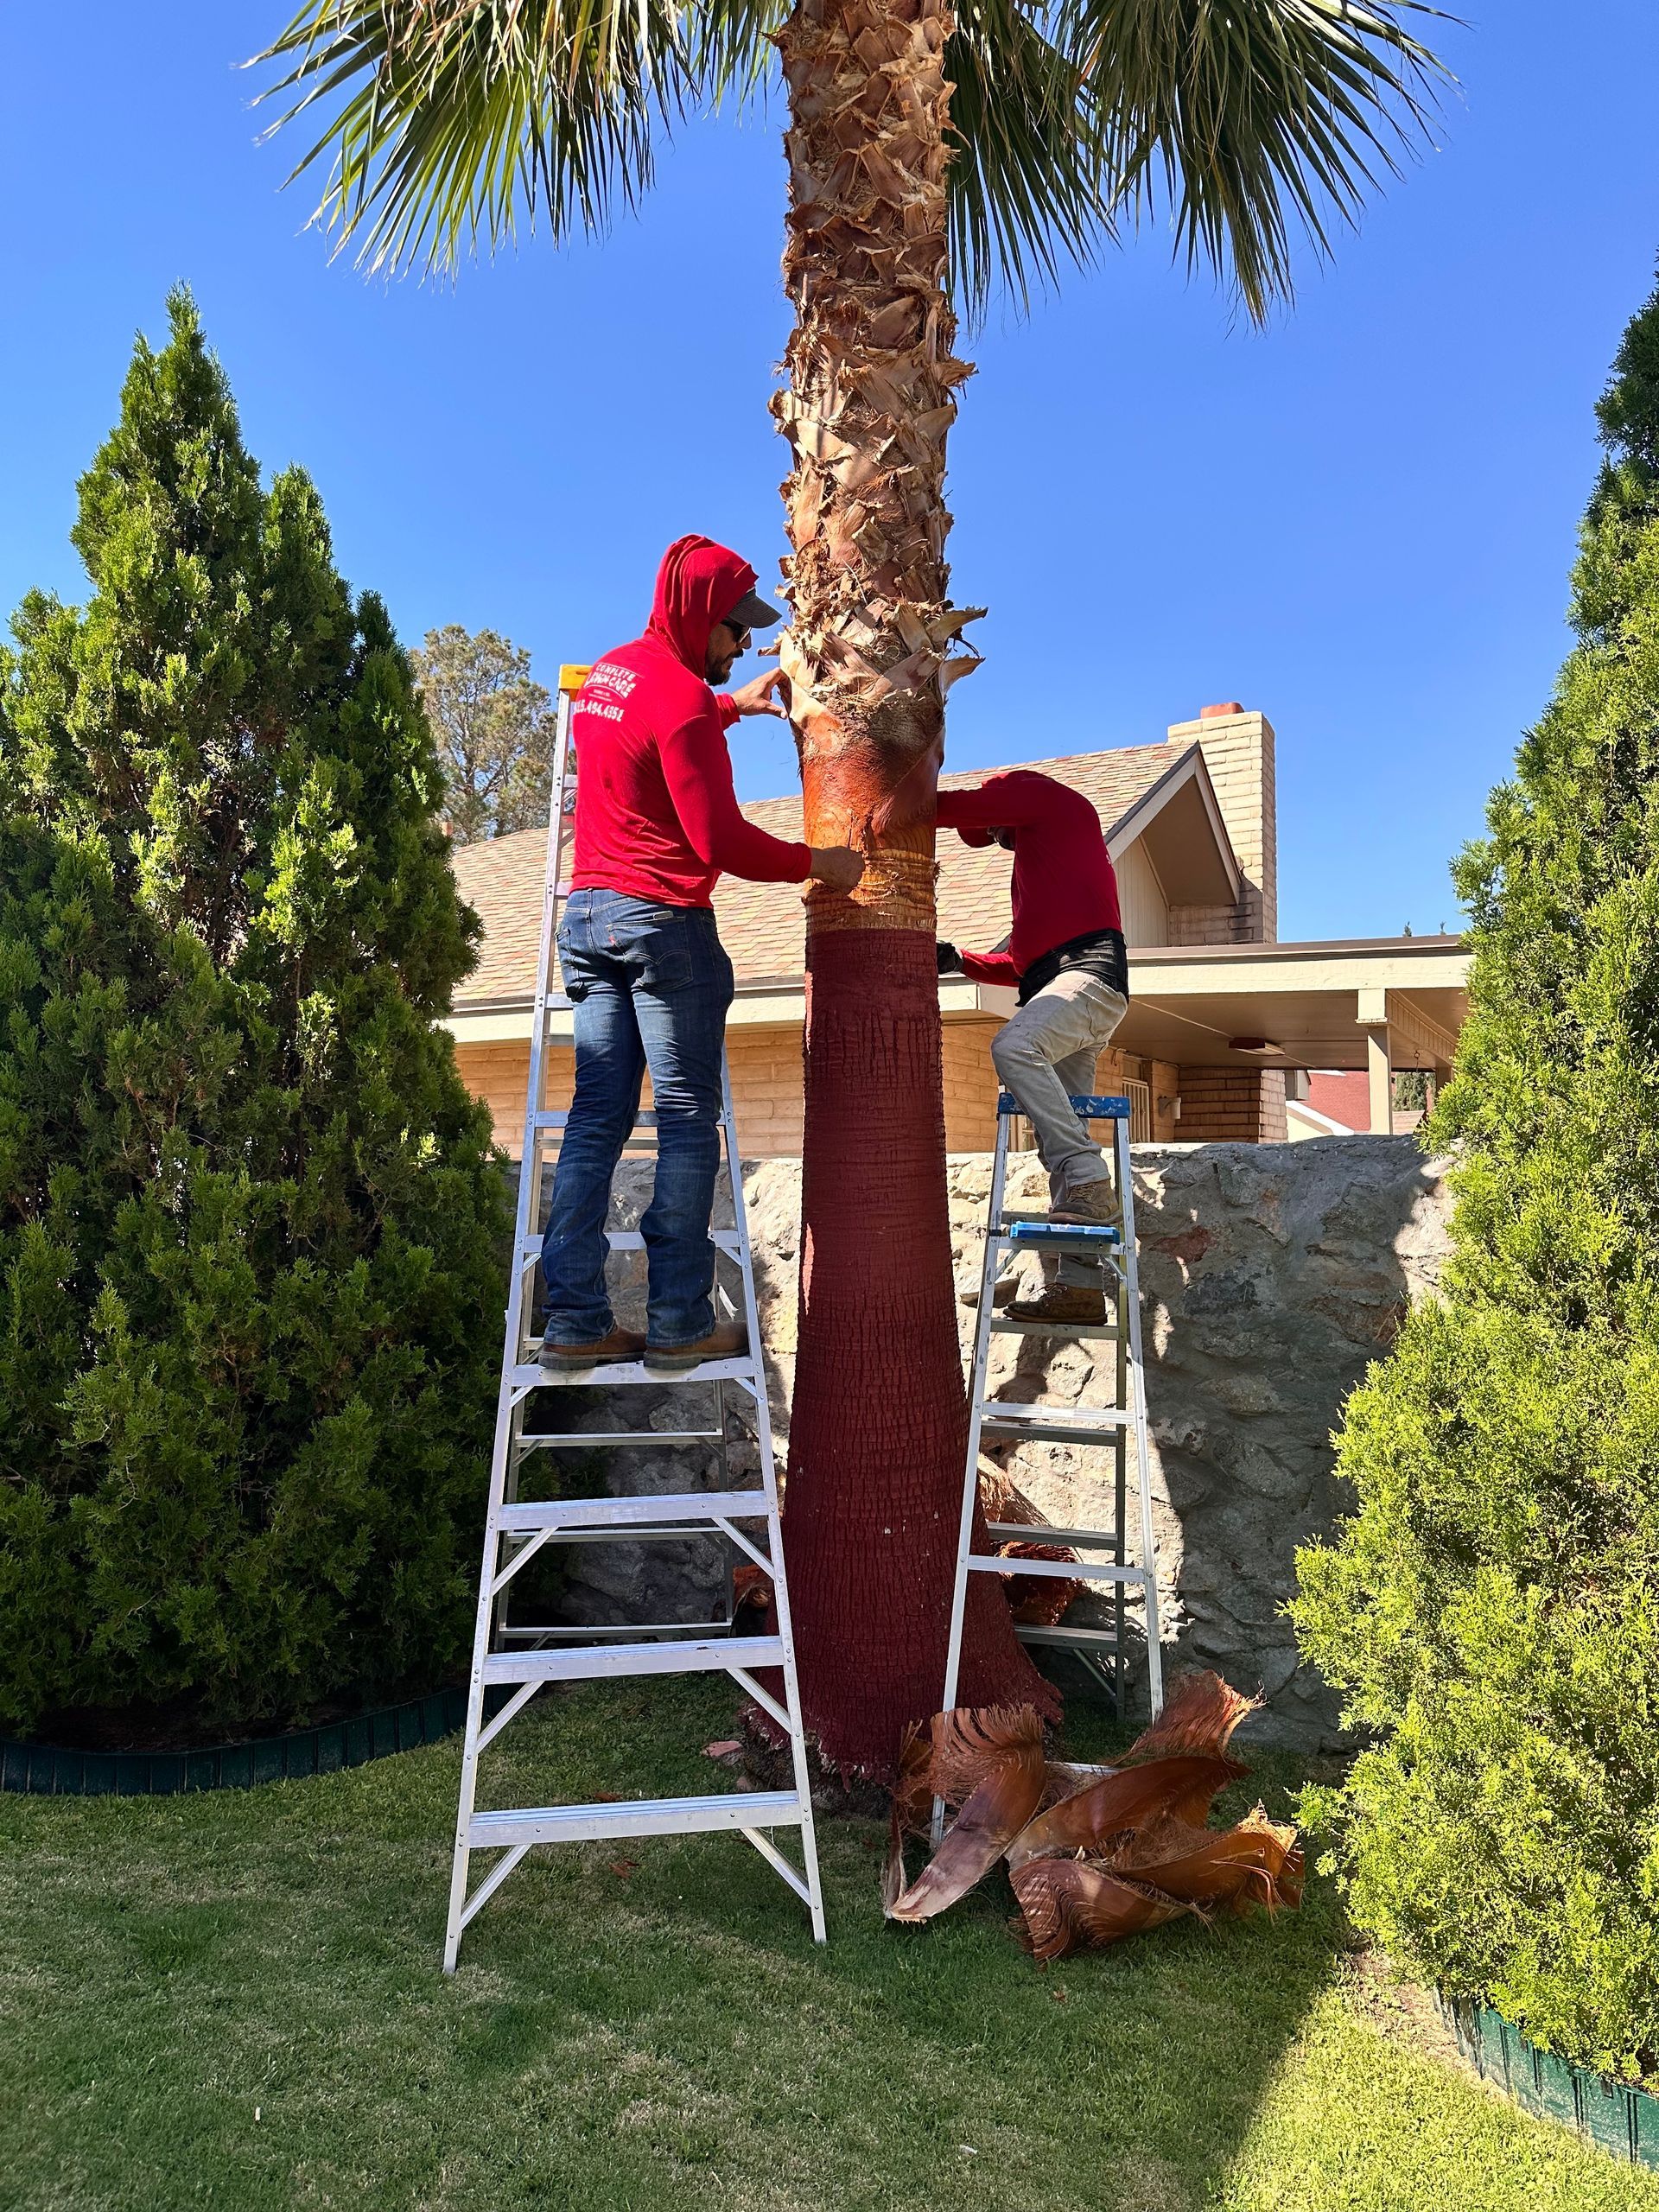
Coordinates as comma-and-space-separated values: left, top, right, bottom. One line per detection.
3, 3, 1656, 939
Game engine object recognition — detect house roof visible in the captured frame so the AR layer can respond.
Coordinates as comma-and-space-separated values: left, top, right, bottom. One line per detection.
450, 739, 1210, 1008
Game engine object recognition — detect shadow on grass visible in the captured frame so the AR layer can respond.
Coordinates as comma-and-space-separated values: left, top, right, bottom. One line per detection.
0, 1670, 1347, 2212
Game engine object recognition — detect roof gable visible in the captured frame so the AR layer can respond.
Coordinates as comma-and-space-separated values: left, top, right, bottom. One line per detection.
450, 740, 1236, 1004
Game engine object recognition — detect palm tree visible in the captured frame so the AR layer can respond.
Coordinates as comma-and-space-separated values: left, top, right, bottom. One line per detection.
258, 0, 1446, 1775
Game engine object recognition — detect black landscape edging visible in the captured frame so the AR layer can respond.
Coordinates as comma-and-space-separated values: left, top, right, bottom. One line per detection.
1437, 1992, 1659, 2168
1, 1687, 467, 1797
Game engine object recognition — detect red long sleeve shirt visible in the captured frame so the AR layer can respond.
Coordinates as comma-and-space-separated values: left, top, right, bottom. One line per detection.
569, 639, 810, 906
935, 770, 1122, 988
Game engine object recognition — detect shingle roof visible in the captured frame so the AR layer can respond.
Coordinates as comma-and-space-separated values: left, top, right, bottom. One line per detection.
451, 740, 1196, 1006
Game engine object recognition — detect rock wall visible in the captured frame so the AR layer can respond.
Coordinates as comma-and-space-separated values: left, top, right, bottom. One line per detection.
512, 1135, 1452, 1751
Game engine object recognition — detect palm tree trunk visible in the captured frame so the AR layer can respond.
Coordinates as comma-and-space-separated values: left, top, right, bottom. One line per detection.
773, 0, 1056, 1774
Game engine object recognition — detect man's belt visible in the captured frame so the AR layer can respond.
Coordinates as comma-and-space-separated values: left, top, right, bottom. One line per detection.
1016, 927, 1129, 1007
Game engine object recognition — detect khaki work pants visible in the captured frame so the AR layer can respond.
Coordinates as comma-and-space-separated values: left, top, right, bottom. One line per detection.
989, 968, 1128, 1287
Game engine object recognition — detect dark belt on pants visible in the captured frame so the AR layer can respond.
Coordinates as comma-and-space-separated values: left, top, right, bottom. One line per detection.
1016, 927, 1130, 1007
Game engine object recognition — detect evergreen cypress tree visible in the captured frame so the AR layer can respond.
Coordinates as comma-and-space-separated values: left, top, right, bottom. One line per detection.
1294, 268, 1659, 2080
0, 293, 505, 1737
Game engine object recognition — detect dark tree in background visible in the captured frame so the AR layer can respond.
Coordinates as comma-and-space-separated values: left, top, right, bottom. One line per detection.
1295, 267, 1659, 2081
0, 294, 505, 1739
411, 624, 554, 845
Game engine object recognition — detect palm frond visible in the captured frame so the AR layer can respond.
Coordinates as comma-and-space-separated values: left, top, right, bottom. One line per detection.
256, 0, 692, 272
1062, 0, 1454, 322
946, 0, 1116, 320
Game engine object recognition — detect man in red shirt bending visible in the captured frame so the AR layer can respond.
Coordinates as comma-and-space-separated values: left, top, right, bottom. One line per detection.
541, 535, 863, 1370
936, 769, 1128, 1325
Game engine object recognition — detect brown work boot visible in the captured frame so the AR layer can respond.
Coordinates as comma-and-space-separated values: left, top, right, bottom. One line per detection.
1048, 1177, 1118, 1228
643, 1319, 749, 1371
538, 1325, 645, 1369
1006, 1284, 1108, 1327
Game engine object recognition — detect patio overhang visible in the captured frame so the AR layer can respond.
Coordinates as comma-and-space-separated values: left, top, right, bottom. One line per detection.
1111, 935, 1468, 1074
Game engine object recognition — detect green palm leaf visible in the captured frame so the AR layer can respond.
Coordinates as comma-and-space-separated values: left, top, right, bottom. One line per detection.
257, 0, 1451, 320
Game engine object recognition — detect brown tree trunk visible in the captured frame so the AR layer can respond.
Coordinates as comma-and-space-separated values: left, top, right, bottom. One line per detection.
772, 0, 1056, 1775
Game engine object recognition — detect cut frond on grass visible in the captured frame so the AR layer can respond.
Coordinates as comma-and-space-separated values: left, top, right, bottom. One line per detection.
885, 1670, 1302, 1959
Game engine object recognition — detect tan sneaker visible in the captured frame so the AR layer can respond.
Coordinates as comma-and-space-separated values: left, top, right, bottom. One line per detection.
1048, 1178, 1118, 1228
539, 1325, 646, 1369
1006, 1284, 1108, 1327
643, 1319, 749, 1371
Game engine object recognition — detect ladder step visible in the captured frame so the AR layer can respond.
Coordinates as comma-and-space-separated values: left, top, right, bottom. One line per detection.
497, 1491, 770, 1533
518, 1230, 742, 1260
996, 1223, 1121, 1249
985, 1520, 1120, 1548
482, 1634, 785, 1686
969, 1554, 1150, 1585
512, 1356, 760, 1390
988, 1317, 1118, 1340
514, 1430, 724, 1452
531, 1109, 659, 1131
467, 1790, 804, 1849
1016, 1623, 1122, 1649
980, 1407, 1128, 1446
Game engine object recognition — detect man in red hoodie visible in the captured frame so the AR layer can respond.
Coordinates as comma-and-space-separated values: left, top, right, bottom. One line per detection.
936, 769, 1128, 1324
541, 536, 863, 1370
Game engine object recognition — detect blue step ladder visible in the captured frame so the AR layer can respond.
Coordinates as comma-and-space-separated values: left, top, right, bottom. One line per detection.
939, 1091, 1165, 1732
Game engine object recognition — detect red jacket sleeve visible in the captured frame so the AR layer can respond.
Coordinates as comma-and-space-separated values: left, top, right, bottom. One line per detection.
957, 949, 1020, 988
938, 776, 1042, 979
660, 702, 811, 884
935, 775, 1050, 836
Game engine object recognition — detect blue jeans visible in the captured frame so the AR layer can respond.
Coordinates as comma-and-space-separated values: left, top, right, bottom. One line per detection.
541, 890, 735, 1349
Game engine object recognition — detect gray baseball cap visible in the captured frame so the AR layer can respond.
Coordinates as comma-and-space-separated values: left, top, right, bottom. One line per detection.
723, 587, 782, 632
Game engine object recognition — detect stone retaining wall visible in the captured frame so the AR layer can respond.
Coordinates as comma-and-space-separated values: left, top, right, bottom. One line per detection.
517, 1135, 1452, 1751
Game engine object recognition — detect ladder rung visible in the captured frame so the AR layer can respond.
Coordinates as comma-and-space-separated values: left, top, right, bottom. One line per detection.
467, 1790, 804, 1849
512, 1356, 759, 1390
996, 1223, 1121, 1248
988, 1318, 1118, 1340
985, 1521, 1120, 1548
496, 1619, 734, 1638
514, 1430, 723, 1452
531, 1109, 658, 1130
968, 1555, 1150, 1585
1015, 1623, 1122, 1649
980, 1408, 1129, 1446
496, 1491, 770, 1533
482, 1634, 785, 1686
517, 1230, 742, 1259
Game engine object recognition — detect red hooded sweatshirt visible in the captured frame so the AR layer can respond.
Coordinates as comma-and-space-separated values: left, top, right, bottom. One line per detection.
569, 536, 811, 908
935, 770, 1122, 988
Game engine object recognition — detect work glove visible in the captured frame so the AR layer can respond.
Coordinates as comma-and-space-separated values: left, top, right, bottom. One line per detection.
937, 941, 962, 976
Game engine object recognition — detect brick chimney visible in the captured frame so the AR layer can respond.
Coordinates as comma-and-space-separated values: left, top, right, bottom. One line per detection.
1165, 704, 1277, 944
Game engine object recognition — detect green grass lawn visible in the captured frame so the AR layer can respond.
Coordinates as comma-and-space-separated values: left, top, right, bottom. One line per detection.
3, 1675, 1656, 2212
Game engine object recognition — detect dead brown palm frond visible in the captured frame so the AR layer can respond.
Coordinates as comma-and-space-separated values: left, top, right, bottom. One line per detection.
976, 1464, 1084, 1624
1009, 1857, 1195, 1961
885, 1671, 1302, 1959
1005, 1751, 1243, 1869
885, 1703, 1047, 1922
1122, 1669, 1262, 1762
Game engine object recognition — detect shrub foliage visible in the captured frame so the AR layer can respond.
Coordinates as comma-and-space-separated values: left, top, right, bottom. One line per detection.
1294, 270, 1659, 2082
0, 295, 505, 1737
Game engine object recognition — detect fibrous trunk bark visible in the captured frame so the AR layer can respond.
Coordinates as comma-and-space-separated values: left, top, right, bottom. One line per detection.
773, 0, 1055, 1773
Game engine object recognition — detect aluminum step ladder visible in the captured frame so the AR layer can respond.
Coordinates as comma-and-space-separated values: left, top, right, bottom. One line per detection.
442, 664, 825, 1970
939, 1090, 1165, 1733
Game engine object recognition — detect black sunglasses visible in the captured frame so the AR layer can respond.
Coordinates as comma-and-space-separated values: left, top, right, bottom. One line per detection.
719, 618, 751, 652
